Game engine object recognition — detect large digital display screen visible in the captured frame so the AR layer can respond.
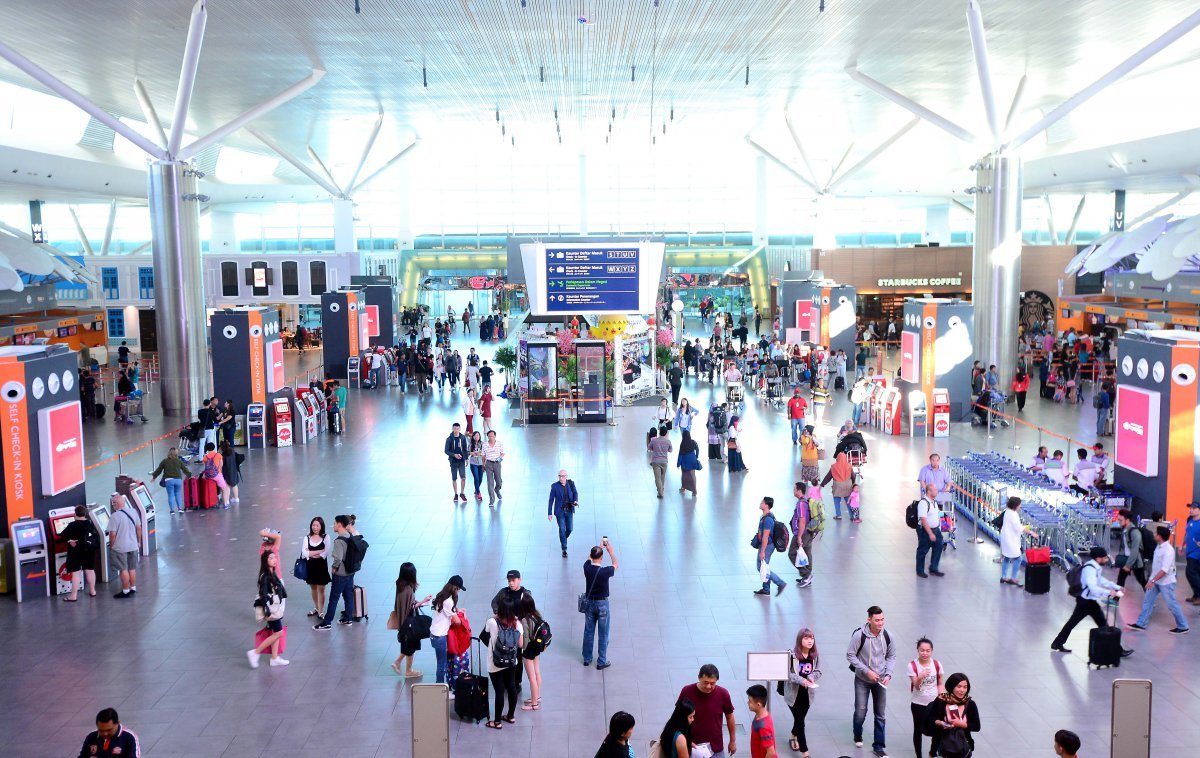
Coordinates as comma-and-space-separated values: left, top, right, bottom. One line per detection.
1115, 385, 1160, 477
544, 248, 639, 312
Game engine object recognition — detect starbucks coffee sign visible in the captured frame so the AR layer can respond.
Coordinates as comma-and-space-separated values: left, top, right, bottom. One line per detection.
877, 277, 963, 287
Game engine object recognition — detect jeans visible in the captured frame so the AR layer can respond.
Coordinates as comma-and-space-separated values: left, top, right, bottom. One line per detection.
582, 598, 611, 665
757, 545, 785, 590
790, 418, 804, 443
1136, 580, 1189, 629
163, 477, 183, 512
1001, 555, 1022, 581
1187, 557, 1200, 599
788, 531, 814, 581
856, 364, 867, 379
1096, 408, 1108, 435
851, 401, 863, 426
555, 510, 574, 550
370, 367, 383, 387
853, 677, 887, 753
430, 634, 448, 683
833, 496, 847, 519
916, 529, 944, 574
322, 573, 354, 624
469, 464, 484, 494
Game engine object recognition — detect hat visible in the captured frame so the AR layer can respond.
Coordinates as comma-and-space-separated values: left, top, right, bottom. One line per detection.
449, 574, 467, 591
506, 569, 521, 580
1088, 546, 1109, 560
1189, 502, 1200, 510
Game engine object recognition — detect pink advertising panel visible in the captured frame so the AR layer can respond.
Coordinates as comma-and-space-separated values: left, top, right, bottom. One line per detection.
1115, 385, 1160, 477
364, 305, 380, 339
266, 340, 285, 392
900, 331, 920, 383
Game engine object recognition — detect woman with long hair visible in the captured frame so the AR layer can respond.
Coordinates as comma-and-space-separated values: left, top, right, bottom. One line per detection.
784, 627, 822, 755
676, 430, 701, 496
302, 517, 331, 617
392, 562, 432, 677
219, 441, 243, 507
484, 596, 523, 730
429, 576, 465, 687
658, 698, 695, 758
594, 711, 636, 758
517, 593, 545, 711
674, 398, 699, 433
726, 416, 747, 473
247, 550, 288, 668
922, 672, 981, 758
468, 431, 485, 501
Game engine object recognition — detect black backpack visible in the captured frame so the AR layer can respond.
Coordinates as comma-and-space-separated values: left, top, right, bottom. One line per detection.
1066, 564, 1085, 597
772, 520, 790, 552
525, 617, 553, 655
1139, 526, 1156, 562
712, 408, 728, 433
340, 534, 369, 573
905, 501, 920, 529
492, 623, 520, 668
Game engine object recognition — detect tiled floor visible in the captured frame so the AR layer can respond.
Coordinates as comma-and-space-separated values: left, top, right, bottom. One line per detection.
6, 336, 1198, 757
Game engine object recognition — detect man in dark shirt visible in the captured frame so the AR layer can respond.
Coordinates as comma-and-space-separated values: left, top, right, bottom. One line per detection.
582, 539, 618, 669
668, 362, 684, 405
78, 707, 139, 758
677, 664, 737, 757
479, 360, 494, 388
491, 569, 532, 690
444, 422, 469, 502
116, 341, 130, 367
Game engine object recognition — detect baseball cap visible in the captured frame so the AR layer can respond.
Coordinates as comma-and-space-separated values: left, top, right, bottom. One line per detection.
1189, 502, 1200, 511
1089, 546, 1109, 560
449, 574, 467, 591
506, 569, 521, 580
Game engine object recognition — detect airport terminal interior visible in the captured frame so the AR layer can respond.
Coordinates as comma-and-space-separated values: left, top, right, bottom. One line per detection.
2, 1, 1200, 757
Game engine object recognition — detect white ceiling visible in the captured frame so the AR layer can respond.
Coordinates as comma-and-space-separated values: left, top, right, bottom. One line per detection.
0, 0, 1199, 203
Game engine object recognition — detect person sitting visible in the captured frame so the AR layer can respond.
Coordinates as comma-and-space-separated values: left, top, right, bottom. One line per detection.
833, 429, 867, 459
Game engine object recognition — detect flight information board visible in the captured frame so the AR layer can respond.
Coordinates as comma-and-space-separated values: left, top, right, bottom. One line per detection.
544, 247, 640, 312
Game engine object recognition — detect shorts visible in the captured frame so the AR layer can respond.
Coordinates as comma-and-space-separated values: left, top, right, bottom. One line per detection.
450, 460, 466, 479
110, 549, 139, 572
206, 473, 228, 489
266, 619, 284, 633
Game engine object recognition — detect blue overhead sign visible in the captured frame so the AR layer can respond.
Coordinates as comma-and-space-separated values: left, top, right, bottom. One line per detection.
544, 247, 640, 312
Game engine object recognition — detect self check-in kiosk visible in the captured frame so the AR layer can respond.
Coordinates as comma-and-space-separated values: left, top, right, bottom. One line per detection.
123, 482, 157, 557
880, 387, 903, 435
271, 396, 294, 447
87, 501, 112, 583
9, 516, 49, 602
346, 356, 362, 389
48, 506, 111, 594
247, 403, 266, 449
867, 381, 888, 427
293, 393, 317, 444
908, 390, 928, 438
931, 389, 951, 438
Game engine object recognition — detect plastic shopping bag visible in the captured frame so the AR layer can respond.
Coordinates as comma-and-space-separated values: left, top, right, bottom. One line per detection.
794, 544, 810, 568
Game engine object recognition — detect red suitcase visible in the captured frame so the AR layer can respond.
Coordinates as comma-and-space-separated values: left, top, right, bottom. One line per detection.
184, 477, 218, 510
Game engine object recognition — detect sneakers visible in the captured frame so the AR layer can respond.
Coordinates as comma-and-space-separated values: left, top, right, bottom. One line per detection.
798, 577, 813, 588
269, 658, 290, 666
1169, 627, 1190, 635
596, 662, 612, 670
113, 590, 131, 599
854, 740, 864, 748
873, 751, 889, 757
1127, 622, 1147, 631
307, 608, 321, 617
313, 622, 331, 630
753, 588, 771, 596
246, 650, 261, 669
775, 583, 787, 597
337, 618, 354, 626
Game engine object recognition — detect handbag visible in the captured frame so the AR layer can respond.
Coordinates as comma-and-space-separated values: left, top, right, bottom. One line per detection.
255, 625, 287, 654
266, 594, 286, 621
292, 557, 308, 582
727, 439, 737, 450
794, 544, 809, 568
386, 611, 399, 630
1114, 554, 1129, 569
939, 726, 971, 756
1025, 546, 1051, 564
577, 565, 601, 614
399, 605, 433, 642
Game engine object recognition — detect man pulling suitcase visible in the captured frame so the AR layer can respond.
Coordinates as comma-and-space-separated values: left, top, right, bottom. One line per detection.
1049, 547, 1134, 662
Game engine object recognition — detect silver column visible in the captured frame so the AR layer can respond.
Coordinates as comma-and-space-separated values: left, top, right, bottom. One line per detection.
971, 153, 1023, 392
148, 161, 208, 416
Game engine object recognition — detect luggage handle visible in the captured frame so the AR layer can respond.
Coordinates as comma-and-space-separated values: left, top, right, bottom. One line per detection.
470, 635, 486, 677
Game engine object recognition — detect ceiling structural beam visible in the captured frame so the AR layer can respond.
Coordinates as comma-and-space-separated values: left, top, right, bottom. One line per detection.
168, 0, 208, 157
128, 240, 153, 255
68, 208, 94, 256
1124, 189, 1193, 230
845, 65, 976, 144
826, 142, 856, 191
744, 137, 821, 194
306, 146, 344, 197
133, 79, 170, 150
345, 111, 384, 193
350, 140, 420, 194
784, 112, 820, 188
1042, 193, 1060, 245
1003, 73, 1027, 136
178, 68, 325, 161
0, 220, 97, 282
0, 39, 167, 159
948, 197, 975, 216
249, 128, 344, 197
827, 118, 920, 193
1064, 194, 1087, 244
966, 0, 1002, 144
1007, 7, 1200, 151
100, 199, 117, 256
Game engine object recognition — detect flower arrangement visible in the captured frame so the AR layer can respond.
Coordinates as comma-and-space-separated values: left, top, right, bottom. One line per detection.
655, 327, 674, 347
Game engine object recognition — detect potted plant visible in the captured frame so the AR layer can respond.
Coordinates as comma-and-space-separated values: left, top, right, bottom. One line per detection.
494, 345, 519, 405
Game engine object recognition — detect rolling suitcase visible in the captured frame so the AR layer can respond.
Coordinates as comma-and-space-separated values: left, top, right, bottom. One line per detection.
834, 375, 845, 390
94, 403, 106, 419
351, 585, 368, 621
1089, 604, 1123, 668
453, 638, 490, 722
1024, 562, 1051, 594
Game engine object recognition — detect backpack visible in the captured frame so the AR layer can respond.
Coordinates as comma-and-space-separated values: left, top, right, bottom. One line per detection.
1092, 390, 1104, 409
851, 627, 892, 665
1066, 564, 1085, 597
1138, 526, 1156, 562
772, 520, 790, 552
202, 454, 219, 479
905, 501, 920, 529
340, 534, 369, 573
525, 617, 553, 655
712, 408, 728, 433
806, 498, 825, 534
492, 623, 520, 668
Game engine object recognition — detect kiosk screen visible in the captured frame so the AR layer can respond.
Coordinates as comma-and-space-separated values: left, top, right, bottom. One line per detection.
132, 484, 153, 508
52, 517, 73, 537
92, 509, 110, 534
13, 523, 43, 549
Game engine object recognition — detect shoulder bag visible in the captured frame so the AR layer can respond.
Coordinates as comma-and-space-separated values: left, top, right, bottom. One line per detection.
577, 565, 600, 614
399, 605, 433, 643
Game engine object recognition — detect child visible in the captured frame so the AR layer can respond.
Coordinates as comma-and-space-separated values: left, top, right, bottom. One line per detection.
939, 507, 957, 550
807, 479, 825, 524
848, 482, 862, 523
746, 684, 777, 758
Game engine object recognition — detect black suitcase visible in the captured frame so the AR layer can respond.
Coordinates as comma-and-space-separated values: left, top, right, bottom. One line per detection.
94, 403, 106, 419
1024, 563, 1051, 594
834, 376, 845, 390
1089, 602, 1123, 668
454, 637, 490, 722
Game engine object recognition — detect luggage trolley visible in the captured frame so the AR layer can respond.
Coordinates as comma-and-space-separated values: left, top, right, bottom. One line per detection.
724, 382, 745, 414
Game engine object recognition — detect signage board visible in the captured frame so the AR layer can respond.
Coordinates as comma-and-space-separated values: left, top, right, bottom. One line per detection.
544, 247, 639, 312
900, 331, 919, 383
38, 401, 85, 496
266, 340, 285, 392
1115, 385, 1160, 477
364, 305, 380, 339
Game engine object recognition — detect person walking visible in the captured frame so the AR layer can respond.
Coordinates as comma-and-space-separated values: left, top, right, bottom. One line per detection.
846, 605, 897, 757
921, 673, 981, 758
999, 496, 1033, 586
915, 483, 945, 578
798, 427, 820, 482
1128, 526, 1190, 635
429, 576, 466, 687
482, 430, 506, 506
787, 388, 809, 444
727, 415, 748, 473
107, 494, 141, 599
1185, 502, 1200, 605
676, 664, 737, 758
674, 398, 699, 434
677, 431, 701, 496
247, 550, 289, 668
200, 442, 232, 508
752, 497, 787, 598
301, 517, 331, 618
669, 361, 684, 406
1094, 385, 1112, 436
480, 385, 494, 433
313, 515, 361, 631
391, 562, 433, 677
1012, 371, 1030, 413
518, 593, 545, 711
850, 377, 871, 426
219, 441, 243, 507
658, 699, 696, 758
746, 684, 778, 758
821, 452, 855, 520
708, 403, 730, 461
483, 596, 523, 729
1050, 547, 1133, 655
59, 505, 100, 601
908, 637, 943, 758
787, 481, 822, 588
653, 397, 674, 429
445, 422, 469, 502
149, 447, 192, 515
548, 469, 580, 557
783, 628, 821, 756
595, 711, 638, 758
1114, 509, 1148, 590
462, 387, 477, 434
582, 539, 618, 669
468, 431, 485, 502
648, 426, 673, 498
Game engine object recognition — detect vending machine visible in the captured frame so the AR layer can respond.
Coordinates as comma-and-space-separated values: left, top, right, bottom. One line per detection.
9, 517, 49, 602
272, 396, 294, 447
247, 403, 266, 449
931, 388, 951, 438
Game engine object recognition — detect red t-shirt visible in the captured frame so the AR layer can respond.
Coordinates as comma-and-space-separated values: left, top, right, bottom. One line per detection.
787, 396, 808, 419
676, 684, 733, 752
751, 712, 776, 758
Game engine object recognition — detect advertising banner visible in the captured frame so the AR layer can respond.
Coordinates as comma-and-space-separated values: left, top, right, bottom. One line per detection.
1115, 385, 1160, 477
266, 340, 285, 393
364, 305, 380, 338
38, 401, 84, 496
619, 332, 655, 402
900, 331, 919, 383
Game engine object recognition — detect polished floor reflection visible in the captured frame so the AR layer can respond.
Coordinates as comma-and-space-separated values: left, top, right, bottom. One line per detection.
4, 337, 1197, 757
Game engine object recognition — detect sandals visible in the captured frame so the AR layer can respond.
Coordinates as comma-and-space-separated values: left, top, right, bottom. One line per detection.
789, 737, 800, 751
485, 721, 503, 730
520, 702, 540, 711
501, 716, 516, 724
405, 670, 423, 678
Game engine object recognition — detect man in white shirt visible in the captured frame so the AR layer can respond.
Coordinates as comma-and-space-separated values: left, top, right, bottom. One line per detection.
1129, 526, 1189, 634
1051, 547, 1133, 655
1069, 448, 1099, 495
915, 483, 945, 579
482, 430, 506, 506
1030, 446, 1049, 472
368, 351, 384, 388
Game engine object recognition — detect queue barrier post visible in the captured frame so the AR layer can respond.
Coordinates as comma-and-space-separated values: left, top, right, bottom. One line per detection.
1010, 414, 1020, 450
117, 452, 124, 476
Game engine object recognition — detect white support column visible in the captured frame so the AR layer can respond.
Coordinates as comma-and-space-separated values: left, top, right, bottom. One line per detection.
306, 147, 344, 197
579, 152, 589, 235
826, 118, 920, 193
967, 0, 1001, 143
1042, 194, 1060, 245
100, 199, 117, 256
846, 66, 976, 144
249, 129, 343, 198
168, 0, 208, 157
1065, 195, 1088, 245
925, 204, 952, 245
754, 154, 768, 248
972, 153, 1023, 391
333, 198, 356, 254
134, 79, 169, 150
346, 112, 383, 194
348, 140, 420, 194
744, 137, 820, 194
68, 207, 94, 255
